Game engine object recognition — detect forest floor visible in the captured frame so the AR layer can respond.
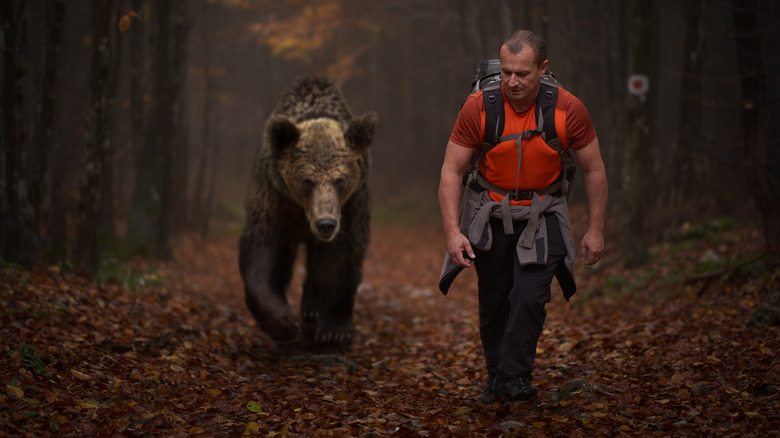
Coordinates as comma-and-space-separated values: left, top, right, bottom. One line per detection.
1, 204, 779, 437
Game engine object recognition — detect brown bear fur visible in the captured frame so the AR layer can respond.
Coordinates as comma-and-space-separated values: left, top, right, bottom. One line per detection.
239, 75, 377, 346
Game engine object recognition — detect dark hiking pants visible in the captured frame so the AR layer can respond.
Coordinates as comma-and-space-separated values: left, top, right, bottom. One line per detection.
473, 213, 567, 380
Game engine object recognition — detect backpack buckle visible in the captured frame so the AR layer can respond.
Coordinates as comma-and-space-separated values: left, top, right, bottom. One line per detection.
508, 190, 532, 201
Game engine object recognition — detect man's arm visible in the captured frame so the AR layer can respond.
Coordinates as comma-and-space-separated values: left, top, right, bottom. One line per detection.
438, 141, 476, 268
573, 137, 608, 265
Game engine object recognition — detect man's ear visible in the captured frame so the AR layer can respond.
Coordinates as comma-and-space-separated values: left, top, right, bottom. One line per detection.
267, 115, 300, 153
345, 111, 378, 151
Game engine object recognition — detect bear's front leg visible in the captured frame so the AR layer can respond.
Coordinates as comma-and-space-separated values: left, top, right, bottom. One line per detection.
239, 228, 300, 343
302, 239, 363, 345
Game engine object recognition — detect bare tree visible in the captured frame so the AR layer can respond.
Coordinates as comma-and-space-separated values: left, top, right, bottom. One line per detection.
168, 0, 191, 232
126, 0, 167, 257
497, 0, 513, 36
29, 1, 66, 244
619, 0, 653, 267
191, 0, 215, 235
125, 0, 189, 258
39, 1, 68, 264
1, 1, 36, 266
76, 0, 114, 272
671, 0, 706, 212
733, 0, 780, 253
97, 1, 125, 258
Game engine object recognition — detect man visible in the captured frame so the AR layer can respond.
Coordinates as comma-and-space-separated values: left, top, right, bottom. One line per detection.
438, 30, 608, 403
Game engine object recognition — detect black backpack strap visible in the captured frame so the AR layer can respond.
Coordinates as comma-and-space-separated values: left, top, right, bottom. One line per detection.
480, 81, 504, 156
538, 74, 560, 151
538, 73, 579, 195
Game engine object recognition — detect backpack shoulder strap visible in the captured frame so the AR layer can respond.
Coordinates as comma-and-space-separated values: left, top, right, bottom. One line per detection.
538, 73, 561, 153
480, 81, 504, 156
538, 72, 579, 195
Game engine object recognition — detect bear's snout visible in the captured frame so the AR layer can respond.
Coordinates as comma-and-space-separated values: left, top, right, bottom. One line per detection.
311, 215, 339, 241
316, 218, 338, 238
305, 183, 343, 241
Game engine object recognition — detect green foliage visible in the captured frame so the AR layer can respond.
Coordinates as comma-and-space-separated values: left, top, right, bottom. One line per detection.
95, 255, 134, 286
48, 261, 76, 275
95, 255, 166, 291
661, 273, 685, 287
604, 274, 629, 290
1, 261, 28, 278
665, 217, 736, 245
7, 344, 50, 377
694, 249, 727, 274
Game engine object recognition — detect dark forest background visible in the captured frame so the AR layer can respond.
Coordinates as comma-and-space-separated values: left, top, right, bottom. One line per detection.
1, 0, 779, 272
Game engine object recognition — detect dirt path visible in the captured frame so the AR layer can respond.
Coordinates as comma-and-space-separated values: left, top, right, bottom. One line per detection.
1, 215, 778, 436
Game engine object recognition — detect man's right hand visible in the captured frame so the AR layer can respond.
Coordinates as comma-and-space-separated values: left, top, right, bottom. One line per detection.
439, 141, 477, 268
447, 232, 475, 268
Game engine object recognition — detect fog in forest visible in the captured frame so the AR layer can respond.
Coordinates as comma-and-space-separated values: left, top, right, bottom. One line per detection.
2, 0, 779, 266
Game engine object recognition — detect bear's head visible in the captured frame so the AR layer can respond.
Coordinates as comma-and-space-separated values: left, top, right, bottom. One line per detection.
268, 111, 378, 241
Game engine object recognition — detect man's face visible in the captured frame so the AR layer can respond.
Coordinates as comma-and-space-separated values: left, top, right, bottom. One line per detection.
499, 45, 548, 111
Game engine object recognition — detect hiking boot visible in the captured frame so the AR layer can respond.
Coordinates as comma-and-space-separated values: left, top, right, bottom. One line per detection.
501, 376, 538, 401
480, 375, 504, 404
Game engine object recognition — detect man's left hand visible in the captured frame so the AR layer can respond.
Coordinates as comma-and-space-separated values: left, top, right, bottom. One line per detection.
580, 231, 605, 265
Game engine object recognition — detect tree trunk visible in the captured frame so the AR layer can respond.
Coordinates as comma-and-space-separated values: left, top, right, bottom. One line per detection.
733, 0, 780, 254
44, 145, 68, 261
191, 0, 212, 232
76, 0, 114, 273
619, 0, 653, 268
497, 0, 513, 36
127, 0, 145, 229
98, 0, 123, 258
126, 0, 167, 257
539, 0, 550, 42
44, 1, 69, 262
167, 0, 191, 233
202, 115, 220, 237
458, 0, 484, 59
30, 0, 66, 245
1, 1, 36, 267
600, 0, 627, 215
671, 0, 706, 211
125, 0, 178, 259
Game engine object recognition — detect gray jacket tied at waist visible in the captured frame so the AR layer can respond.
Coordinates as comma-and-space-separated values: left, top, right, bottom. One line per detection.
438, 183, 577, 299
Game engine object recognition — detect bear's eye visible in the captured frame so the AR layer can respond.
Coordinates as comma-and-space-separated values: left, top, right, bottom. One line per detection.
334, 177, 347, 193
300, 179, 315, 195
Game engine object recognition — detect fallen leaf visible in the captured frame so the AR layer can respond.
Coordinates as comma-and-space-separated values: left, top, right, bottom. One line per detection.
6, 384, 23, 399
71, 369, 91, 380
244, 421, 260, 435
453, 407, 472, 415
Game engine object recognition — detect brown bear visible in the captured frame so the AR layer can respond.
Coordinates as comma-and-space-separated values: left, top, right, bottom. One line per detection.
239, 75, 377, 347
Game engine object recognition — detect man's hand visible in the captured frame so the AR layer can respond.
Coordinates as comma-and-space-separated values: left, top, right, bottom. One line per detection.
447, 231, 475, 268
574, 137, 608, 266
580, 230, 604, 265
439, 141, 477, 268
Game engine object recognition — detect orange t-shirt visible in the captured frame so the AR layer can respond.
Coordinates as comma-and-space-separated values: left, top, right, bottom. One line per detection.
450, 82, 596, 203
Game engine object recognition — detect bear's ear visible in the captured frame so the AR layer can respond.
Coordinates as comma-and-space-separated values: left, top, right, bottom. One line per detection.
267, 115, 300, 152
345, 111, 378, 151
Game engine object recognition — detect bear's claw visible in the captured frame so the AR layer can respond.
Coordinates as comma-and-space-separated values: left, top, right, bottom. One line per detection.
301, 310, 319, 321
315, 331, 353, 344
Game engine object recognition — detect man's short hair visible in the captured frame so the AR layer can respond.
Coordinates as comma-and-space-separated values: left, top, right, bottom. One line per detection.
500, 30, 547, 67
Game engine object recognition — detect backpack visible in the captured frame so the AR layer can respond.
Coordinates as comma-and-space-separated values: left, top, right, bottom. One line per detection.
462, 59, 577, 199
